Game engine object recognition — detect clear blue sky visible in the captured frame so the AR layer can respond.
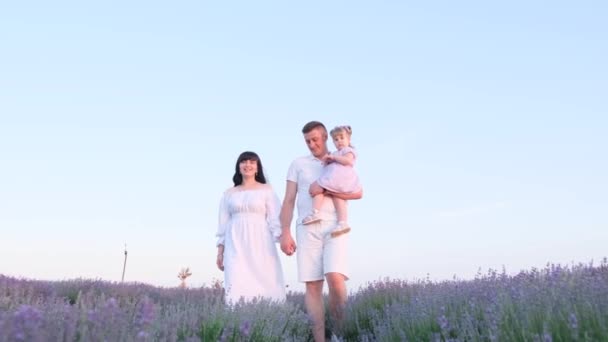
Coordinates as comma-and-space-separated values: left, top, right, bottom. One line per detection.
1, 1, 607, 292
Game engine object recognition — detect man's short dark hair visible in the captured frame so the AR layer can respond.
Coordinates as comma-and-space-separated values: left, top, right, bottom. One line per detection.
302, 121, 327, 134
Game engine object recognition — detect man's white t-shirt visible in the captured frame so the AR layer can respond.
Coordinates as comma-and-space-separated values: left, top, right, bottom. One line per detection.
286, 155, 338, 224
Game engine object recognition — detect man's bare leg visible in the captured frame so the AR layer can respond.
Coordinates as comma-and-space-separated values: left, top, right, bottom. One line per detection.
305, 280, 325, 342
326, 272, 347, 333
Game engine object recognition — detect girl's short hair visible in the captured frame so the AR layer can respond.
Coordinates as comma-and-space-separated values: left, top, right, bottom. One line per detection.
330, 125, 352, 138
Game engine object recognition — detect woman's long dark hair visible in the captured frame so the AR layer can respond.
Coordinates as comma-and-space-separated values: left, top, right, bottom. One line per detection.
232, 151, 267, 186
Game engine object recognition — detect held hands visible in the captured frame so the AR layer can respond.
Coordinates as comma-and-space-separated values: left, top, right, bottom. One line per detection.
280, 232, 296, 256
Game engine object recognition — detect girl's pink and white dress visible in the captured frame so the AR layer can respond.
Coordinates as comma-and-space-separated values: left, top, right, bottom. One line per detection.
216, 186, 286, 304
317, 147, 362, 193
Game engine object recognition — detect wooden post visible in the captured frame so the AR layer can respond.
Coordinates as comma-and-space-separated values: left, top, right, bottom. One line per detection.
121, 243, 128, 282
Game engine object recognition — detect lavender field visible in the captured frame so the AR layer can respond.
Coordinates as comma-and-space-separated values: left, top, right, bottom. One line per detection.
1, 260, 607, 341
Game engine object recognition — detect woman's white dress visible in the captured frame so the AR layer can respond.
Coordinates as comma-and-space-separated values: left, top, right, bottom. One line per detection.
216, 186, 286, 304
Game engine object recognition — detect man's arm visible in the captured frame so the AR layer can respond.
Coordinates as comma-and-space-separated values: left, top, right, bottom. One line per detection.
309, 182, 363, 200
279, 180, 298, 255
326, 188, 363, 200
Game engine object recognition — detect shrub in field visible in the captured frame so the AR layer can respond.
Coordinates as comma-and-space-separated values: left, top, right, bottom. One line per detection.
0, 276, 310, 341
1, 259, 607, 341
340, 259, 608, 341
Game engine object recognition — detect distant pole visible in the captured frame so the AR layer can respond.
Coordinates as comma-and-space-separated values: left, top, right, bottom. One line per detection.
121, 243, 128, 282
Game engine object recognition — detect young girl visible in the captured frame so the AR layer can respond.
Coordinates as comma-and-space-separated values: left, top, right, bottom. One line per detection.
302, 125, 362, 237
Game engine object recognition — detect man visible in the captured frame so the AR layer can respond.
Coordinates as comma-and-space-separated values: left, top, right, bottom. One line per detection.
279, 121, 363, 341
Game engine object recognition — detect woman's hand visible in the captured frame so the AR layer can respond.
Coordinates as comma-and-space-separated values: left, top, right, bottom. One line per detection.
216, 254, 224, 271
216, 245, 225, 271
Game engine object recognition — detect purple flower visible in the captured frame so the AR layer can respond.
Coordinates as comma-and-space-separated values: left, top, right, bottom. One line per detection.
11, 305, 43, 341
105, 297, 118, 310
137, 330, 150, 340
136, 296, 156, 326
568, 312, 578, 330
239, 320, 252, 337
438, 313, 449, 331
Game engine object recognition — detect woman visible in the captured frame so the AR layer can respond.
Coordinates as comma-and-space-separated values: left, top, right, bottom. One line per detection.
215, 151, 286, 304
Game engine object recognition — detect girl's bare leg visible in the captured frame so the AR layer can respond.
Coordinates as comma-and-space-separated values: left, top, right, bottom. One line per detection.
303, 182, 324, 225
331, 197, 350, 237
312, 192, 324, 213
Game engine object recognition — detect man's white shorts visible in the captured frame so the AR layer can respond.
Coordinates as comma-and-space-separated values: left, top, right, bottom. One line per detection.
296, 220, 349, 282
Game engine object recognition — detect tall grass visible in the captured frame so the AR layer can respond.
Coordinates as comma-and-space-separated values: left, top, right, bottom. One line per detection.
1, 259, 607, 341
